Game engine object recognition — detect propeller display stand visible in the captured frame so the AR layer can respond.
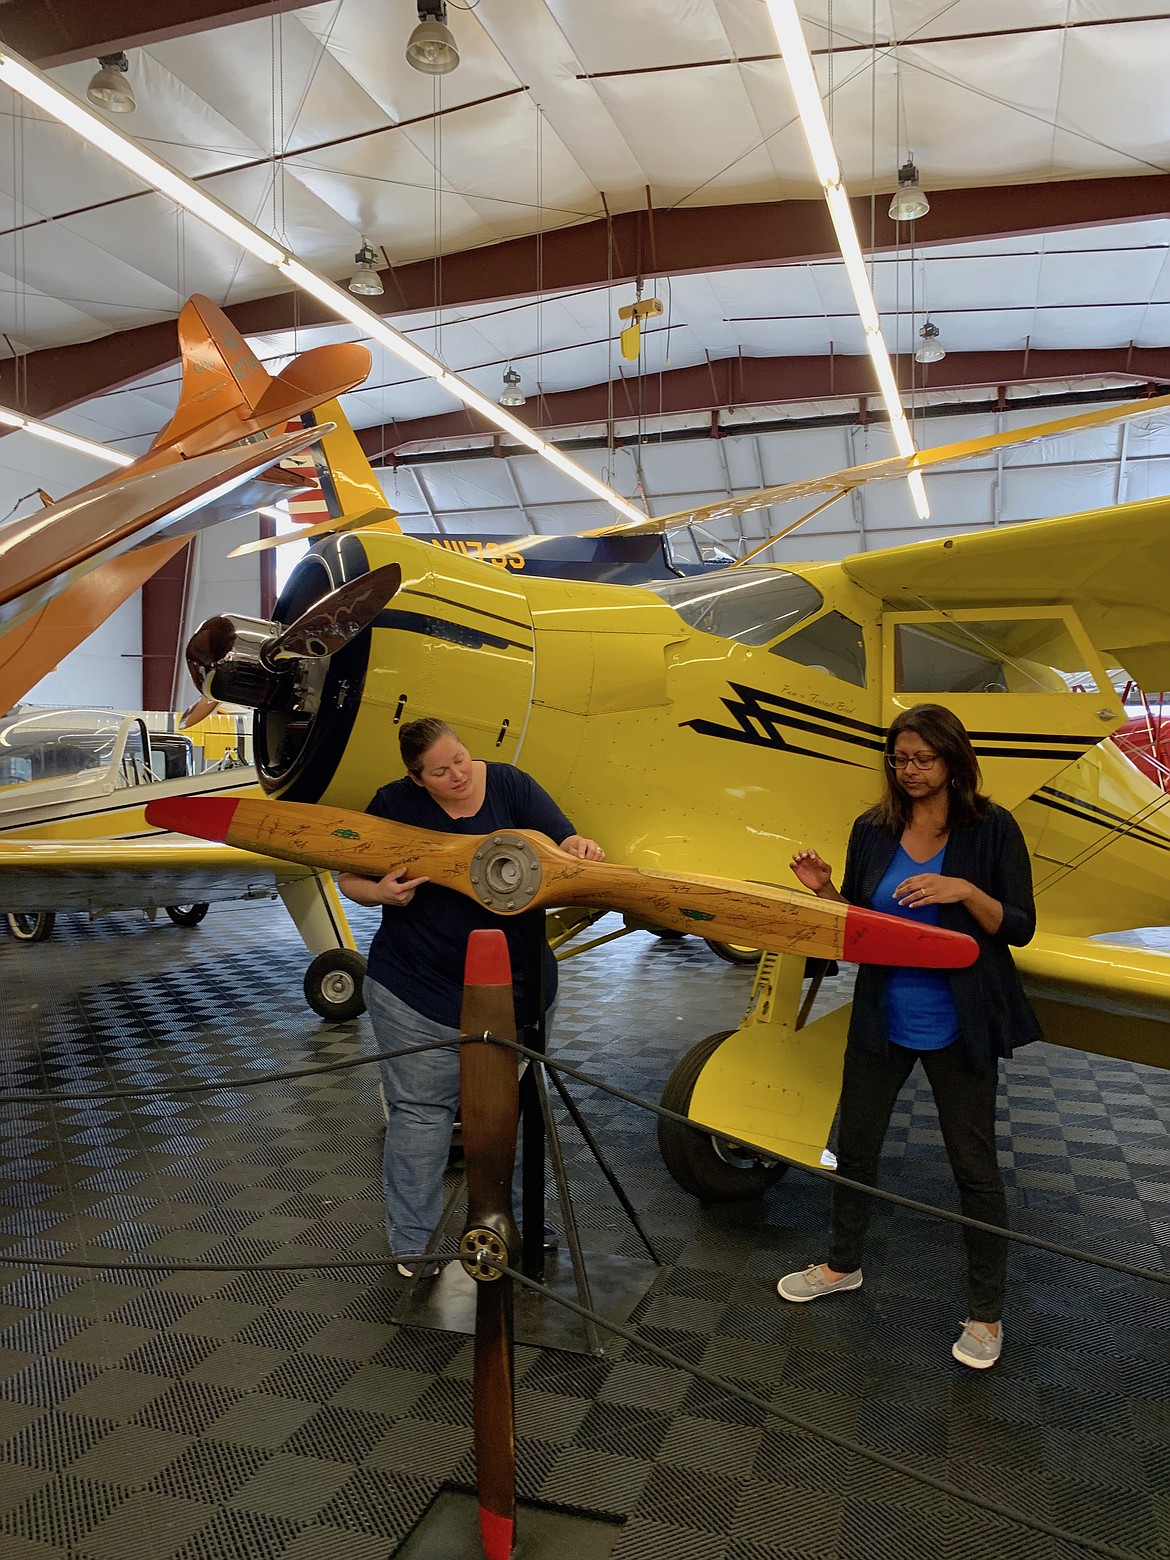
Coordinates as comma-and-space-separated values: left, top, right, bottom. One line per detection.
396, 930, 625, 1560
393, 916, 663, 1358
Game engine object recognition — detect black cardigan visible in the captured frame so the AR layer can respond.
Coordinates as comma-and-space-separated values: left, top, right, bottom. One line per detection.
840, 802, 1041, 1071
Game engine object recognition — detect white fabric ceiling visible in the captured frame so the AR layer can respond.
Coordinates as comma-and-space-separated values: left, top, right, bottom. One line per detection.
2, 0, 1169, 651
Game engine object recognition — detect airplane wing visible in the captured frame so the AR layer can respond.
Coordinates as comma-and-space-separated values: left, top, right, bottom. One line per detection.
0, 427, 323, 638
573, 391, 1170, 539
1015, 931, 1170, 1067
840, 492, 1170, 687
0, 835, 320, 916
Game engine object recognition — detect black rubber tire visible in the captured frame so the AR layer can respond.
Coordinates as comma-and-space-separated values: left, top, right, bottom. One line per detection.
165, 902, 210, 927
705, 940, 760, 966
7, 911, 55, 943
304, 948, 367, 1021
658, 1030, 788, 1201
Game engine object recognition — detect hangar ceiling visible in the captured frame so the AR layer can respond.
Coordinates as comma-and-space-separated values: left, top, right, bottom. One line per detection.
0, 0, 1168, 557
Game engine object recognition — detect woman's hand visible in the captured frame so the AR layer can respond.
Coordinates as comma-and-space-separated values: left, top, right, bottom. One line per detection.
370, 867, 429, 906
894, 873, 971, 908
790, 848, 834, 894
561, 834, 605, 862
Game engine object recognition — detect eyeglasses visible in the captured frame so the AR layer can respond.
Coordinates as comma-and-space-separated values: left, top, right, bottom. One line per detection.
886, 751, 941, 771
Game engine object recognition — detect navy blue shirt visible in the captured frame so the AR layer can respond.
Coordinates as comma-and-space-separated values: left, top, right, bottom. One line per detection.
364, 763, 575, 1028
872, 844, 960, 1051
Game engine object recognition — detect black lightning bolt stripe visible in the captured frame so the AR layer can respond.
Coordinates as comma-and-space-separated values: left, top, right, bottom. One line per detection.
684, 684, 1108, 767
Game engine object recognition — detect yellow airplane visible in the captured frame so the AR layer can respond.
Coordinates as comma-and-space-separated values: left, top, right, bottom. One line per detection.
178, 391, 1170, 1197
0, 296, 391, 1019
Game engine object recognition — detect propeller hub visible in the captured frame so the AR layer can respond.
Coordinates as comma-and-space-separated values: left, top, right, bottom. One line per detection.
460, 1227, 510, 1282
468, 834, 542, 912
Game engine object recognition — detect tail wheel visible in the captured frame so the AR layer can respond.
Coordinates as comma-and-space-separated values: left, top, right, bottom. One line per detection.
658, 1030, 787, 1201
304, 948, 367, 1021
7, 912, 55, 943
165, 903, 210, 927
705, 940, 760, 966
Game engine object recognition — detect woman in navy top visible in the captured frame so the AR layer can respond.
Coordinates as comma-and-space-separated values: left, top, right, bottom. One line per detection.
338, 717, 603, 1276
776, 704, 1039, 1370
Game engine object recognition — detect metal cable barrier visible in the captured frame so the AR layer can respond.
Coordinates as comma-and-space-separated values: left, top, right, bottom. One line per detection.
1, 1031, 1166, 1560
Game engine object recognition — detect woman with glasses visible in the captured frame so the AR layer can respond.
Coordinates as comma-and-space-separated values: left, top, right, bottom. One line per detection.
776, 702, 1039, 1370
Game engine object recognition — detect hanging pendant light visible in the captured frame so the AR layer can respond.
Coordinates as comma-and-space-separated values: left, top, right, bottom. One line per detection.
915, 321, 946, 364
406, 1, 460, 75
499, 367, 526, 407
889, 159, 929, 223
86, 53, 135, 114
348, 242, 384, 297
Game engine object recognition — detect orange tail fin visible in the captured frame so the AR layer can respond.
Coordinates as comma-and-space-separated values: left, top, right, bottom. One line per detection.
149, 295, 371, 461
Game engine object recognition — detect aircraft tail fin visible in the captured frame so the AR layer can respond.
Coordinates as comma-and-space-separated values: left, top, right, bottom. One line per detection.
149, 296, 371, 459
295, 399, 401, 530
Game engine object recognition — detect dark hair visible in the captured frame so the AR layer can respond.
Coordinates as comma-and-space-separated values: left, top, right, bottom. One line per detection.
871, 703, 989, 833
399, 717, 459, 777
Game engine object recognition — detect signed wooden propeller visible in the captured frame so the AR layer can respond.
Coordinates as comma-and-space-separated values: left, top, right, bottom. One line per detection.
458, 930, 522, 1560
142, 795, 978, 968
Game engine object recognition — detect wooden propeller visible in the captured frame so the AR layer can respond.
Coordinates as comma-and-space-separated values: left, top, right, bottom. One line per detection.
142, 795, 978, 968
458, 930, 521, 1560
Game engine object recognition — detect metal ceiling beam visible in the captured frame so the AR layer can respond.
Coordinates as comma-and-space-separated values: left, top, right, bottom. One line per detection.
3, 175, 1170, 420
0, 1, 332, 68
356, 348, 1170, 455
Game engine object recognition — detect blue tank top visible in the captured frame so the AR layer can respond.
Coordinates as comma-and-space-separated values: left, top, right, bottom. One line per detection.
871, 843, 960, 1051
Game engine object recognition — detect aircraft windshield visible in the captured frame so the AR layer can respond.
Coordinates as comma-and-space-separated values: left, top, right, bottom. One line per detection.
0, 711, 122, 789
648, 569, 823, 646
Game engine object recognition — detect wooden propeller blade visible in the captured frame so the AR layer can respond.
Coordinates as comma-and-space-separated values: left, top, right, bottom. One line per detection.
459, 930, 520, 1560
265, 562, 402, 661
142, 796, 979, 969
227, 506, 400, 558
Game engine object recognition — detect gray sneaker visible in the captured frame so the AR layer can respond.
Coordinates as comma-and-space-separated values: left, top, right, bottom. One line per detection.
952, 1319, 1002, 1369
776, 1263, 863, 1303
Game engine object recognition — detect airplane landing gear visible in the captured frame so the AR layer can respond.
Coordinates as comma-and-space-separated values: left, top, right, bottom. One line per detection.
6, 911, 55, 943
658, 1030, 787, 1201
165, 903, 209, 927
304, 948, 367, 1021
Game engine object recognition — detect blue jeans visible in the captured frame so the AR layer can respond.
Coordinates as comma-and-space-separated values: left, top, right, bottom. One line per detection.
364, 977, 541, 1258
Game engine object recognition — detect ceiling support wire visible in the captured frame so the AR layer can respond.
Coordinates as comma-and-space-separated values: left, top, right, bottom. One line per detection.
534, 99, 545, 531
432, 74, 444, 364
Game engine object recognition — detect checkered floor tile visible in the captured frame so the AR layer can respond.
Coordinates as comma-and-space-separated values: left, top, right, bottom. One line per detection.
0, 901, 1167, 1559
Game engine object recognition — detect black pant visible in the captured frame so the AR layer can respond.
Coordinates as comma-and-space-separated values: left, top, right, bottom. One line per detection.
827, 1040, 1008, 1321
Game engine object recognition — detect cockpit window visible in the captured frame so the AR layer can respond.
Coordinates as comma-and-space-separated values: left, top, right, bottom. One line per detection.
648, 569, 823, 646
0, 712, 121, 789
772, 610, 867, 688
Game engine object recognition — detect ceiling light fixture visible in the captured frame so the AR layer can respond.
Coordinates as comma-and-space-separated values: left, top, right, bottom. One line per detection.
86, 52, 135, 114
762, 0, 929, 520
915, 321, 946, 364
0, 402, 134, 466
0, 45, 645, 526
406, 1, 459, 75
888, 158, 929, 223
499, 367, 526, 407
348, 241, 384, 297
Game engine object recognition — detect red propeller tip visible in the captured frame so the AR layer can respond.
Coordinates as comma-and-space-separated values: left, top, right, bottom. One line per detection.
464, 928, 513, 987
144, 796, 240, 841
479, 1508, 514, 1560
842, 907, 979, 969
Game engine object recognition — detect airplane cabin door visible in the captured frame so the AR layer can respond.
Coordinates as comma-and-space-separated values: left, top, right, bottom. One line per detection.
880, 607, 1124, 810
